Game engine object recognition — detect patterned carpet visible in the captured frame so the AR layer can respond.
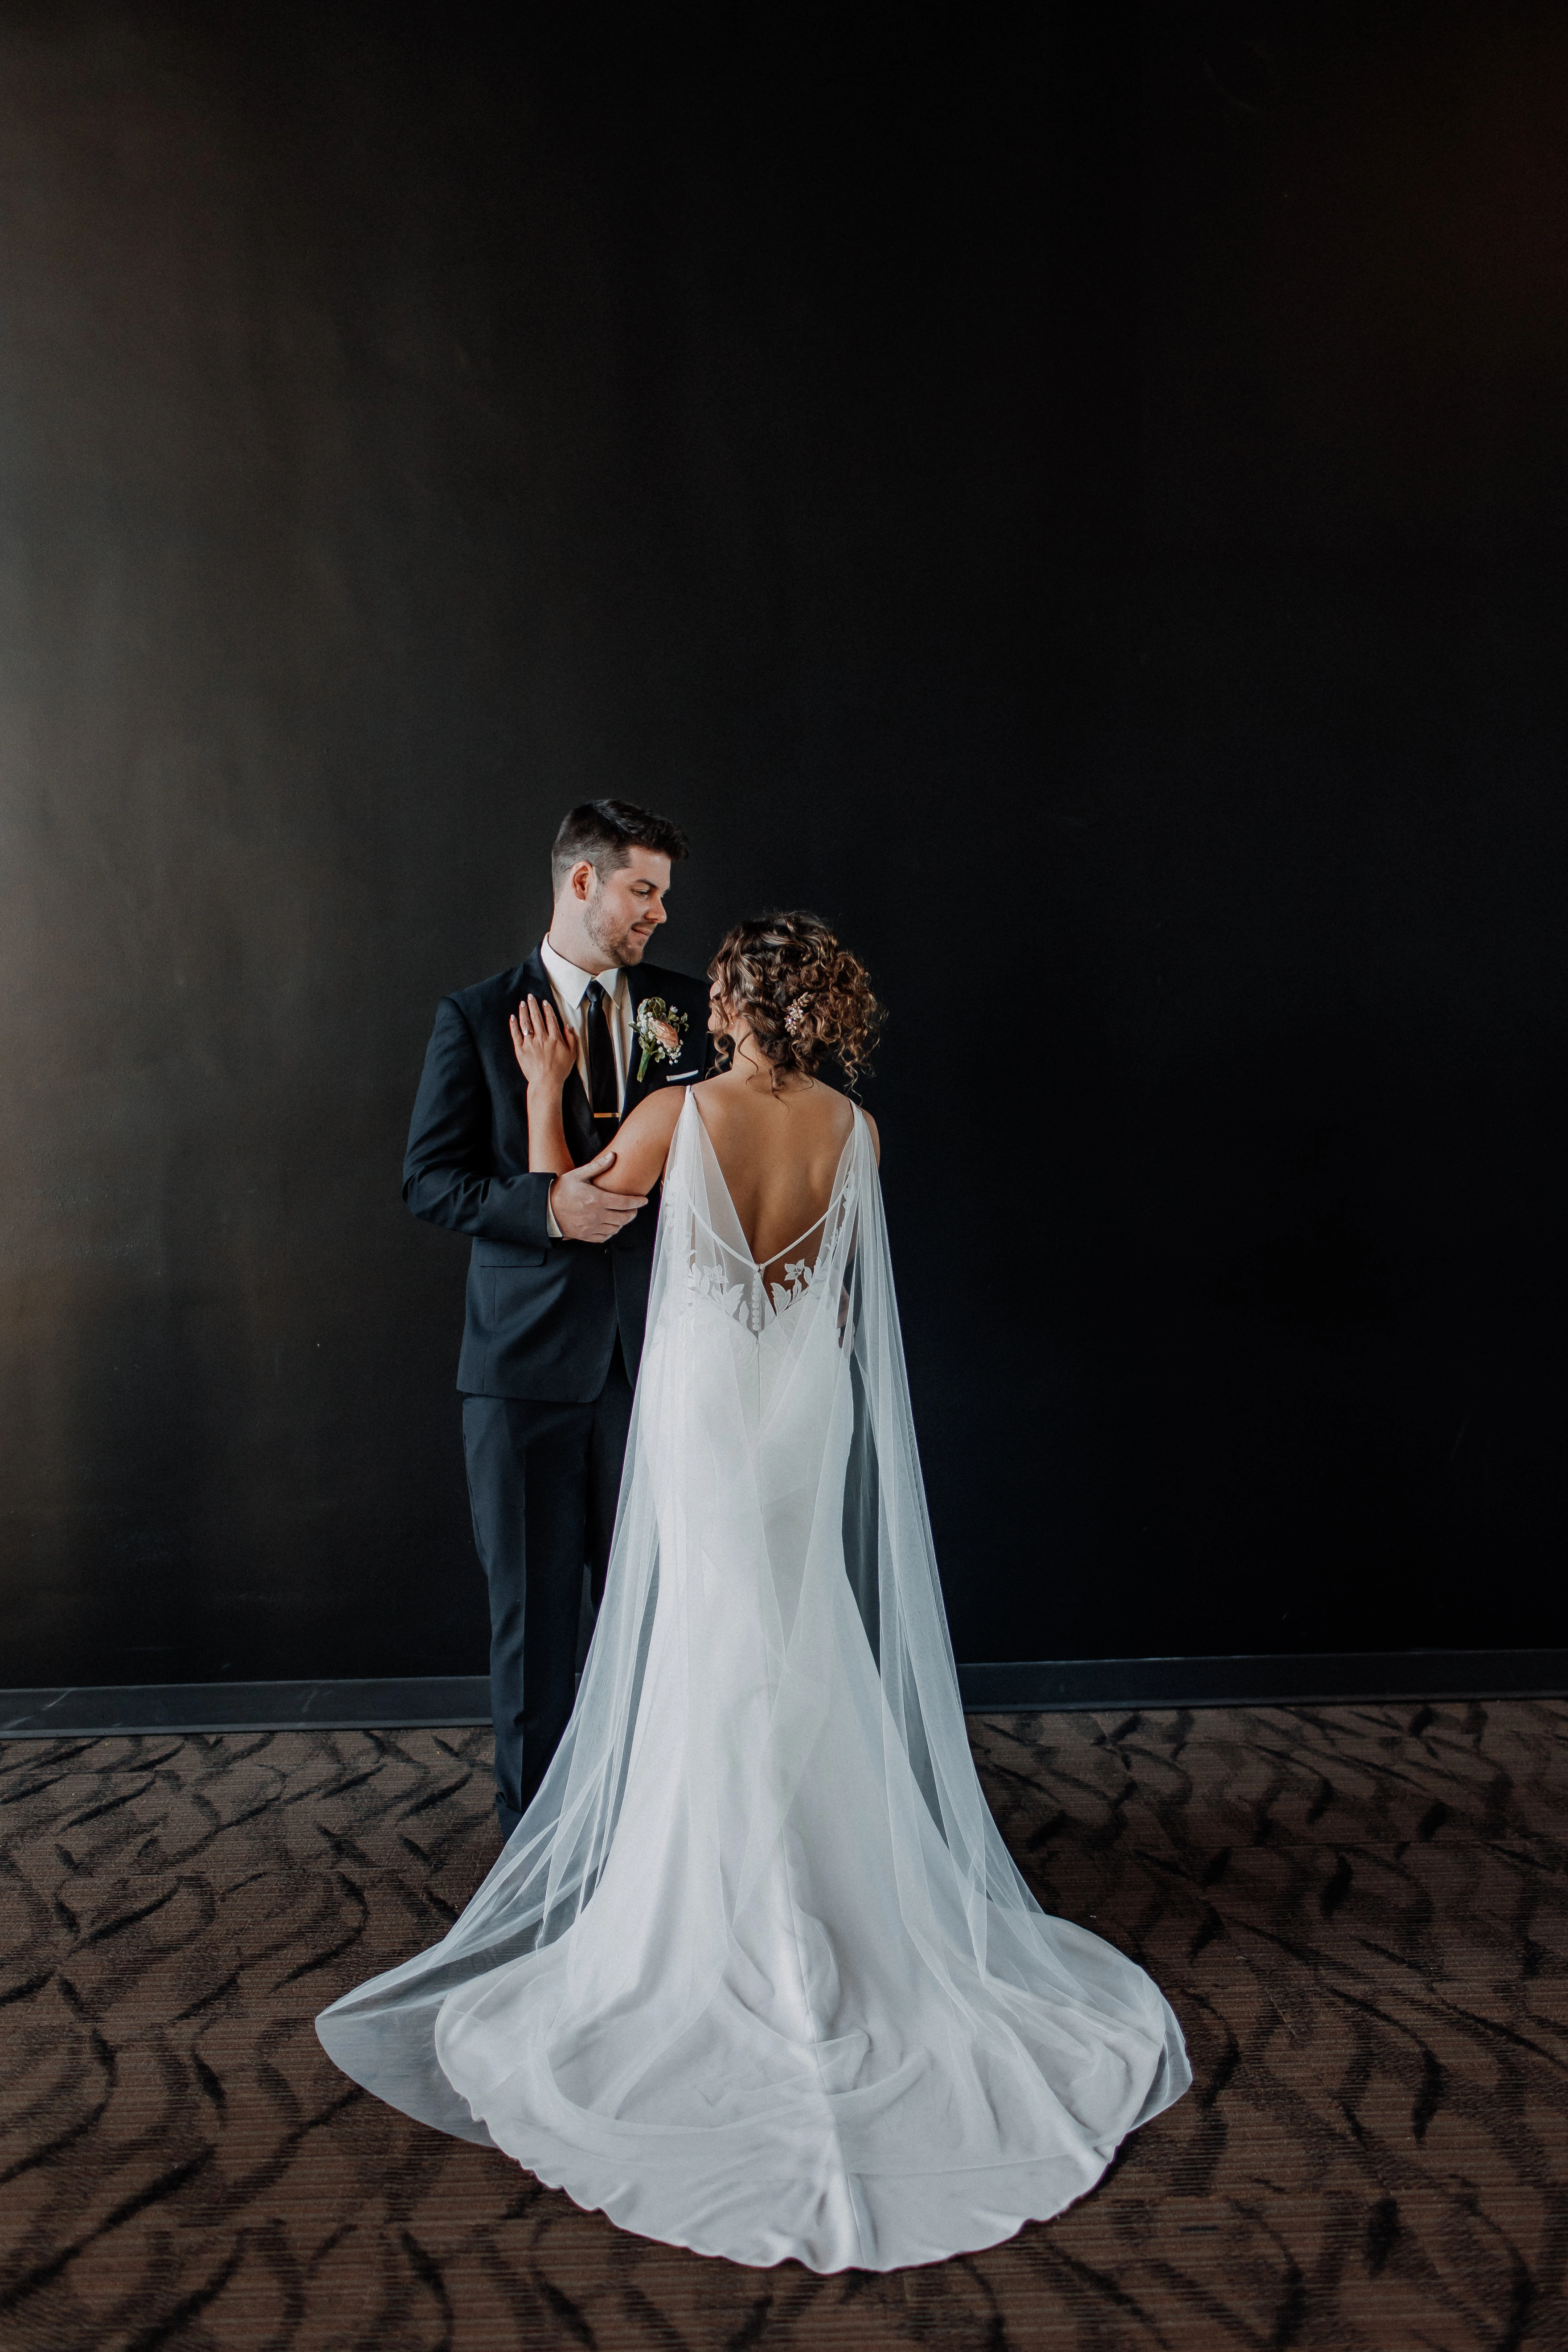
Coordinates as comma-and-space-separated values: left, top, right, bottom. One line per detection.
1, 1701, 1565, 2350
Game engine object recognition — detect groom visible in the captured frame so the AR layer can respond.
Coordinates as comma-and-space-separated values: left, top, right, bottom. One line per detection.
404, 800, 712, 1837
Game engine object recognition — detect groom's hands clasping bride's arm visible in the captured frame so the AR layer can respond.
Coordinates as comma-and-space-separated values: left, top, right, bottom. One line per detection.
549, 1149, 647, 1243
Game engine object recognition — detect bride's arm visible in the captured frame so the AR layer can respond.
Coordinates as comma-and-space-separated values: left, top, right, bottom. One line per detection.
510, 994, 576, 1174
596, 1087, 687, 1196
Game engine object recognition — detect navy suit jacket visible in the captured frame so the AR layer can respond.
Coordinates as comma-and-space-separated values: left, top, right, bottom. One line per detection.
404, 948, 712, 1400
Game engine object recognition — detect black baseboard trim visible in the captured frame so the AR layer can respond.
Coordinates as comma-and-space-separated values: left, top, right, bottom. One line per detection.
958, 1649, 1568, 1713
0, 1677, 494, 1738
2, 1650, 1566, 1738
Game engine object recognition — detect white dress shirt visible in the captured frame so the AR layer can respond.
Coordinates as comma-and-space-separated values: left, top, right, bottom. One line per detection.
538, 936, 634, 1238
539, 934, 633, 1107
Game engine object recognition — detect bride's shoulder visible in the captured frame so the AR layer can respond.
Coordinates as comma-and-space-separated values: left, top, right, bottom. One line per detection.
629, 1082, 690, 1134
815, 1080, 880, 1164
807, 1077, 875, 1147
831, 1089, 879, 1164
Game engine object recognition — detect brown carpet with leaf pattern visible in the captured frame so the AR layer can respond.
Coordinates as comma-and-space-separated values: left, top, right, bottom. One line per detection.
2, 1701, 1566, 2350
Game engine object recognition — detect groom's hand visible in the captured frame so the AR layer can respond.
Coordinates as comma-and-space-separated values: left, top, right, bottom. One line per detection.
549, 1149, 647, 1243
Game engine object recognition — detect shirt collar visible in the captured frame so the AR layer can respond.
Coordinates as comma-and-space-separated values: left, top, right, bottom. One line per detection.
540, 934, 625, 1010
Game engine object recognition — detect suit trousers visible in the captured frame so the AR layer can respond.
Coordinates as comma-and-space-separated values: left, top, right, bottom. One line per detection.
462, 1343, 635, 1838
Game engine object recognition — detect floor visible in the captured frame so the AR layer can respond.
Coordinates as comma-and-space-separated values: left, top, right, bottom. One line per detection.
1, 1700, 1565, 2349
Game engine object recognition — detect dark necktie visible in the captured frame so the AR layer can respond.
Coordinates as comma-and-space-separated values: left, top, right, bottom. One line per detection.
583, 980, 620, 1138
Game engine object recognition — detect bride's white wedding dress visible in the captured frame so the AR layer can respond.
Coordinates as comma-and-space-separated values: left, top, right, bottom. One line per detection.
318, 1094, 1188, 2270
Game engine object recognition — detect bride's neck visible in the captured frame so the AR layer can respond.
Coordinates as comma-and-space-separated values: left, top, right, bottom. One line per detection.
725, 1023, 807, 1093
727, 1026, 769, 1081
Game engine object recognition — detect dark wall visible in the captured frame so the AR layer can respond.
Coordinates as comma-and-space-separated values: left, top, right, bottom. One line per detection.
2, 1, 1565, 1687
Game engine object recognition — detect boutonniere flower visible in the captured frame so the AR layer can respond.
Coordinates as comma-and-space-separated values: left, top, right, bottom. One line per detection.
634, 996, 689, 1081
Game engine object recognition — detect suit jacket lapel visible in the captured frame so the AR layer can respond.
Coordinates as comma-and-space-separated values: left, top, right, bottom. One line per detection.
622, 969, 693, 1118
625, 974, 710, 1119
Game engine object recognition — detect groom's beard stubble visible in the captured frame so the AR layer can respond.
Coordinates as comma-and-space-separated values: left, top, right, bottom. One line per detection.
585, 909, 651, 968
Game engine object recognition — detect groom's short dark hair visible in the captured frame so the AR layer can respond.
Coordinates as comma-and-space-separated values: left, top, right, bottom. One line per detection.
551, 799, 689, 889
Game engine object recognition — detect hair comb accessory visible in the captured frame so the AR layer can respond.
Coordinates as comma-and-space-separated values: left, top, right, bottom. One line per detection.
784, 997, 808, 1035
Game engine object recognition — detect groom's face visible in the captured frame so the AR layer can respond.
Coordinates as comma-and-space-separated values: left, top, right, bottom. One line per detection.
581, 848, 672, 966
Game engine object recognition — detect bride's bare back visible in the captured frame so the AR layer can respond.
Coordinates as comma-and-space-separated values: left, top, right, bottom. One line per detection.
603, 1066, 878, 1268
691, 1074, 867, 1269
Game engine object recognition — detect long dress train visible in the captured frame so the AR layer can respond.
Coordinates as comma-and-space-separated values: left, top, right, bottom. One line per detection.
317, 1093, 1189, 2271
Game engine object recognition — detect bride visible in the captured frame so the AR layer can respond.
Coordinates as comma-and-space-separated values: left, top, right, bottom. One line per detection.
318, 910, 1189, 2273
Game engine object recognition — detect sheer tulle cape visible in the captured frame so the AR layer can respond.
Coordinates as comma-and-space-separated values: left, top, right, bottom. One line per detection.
318, 1096, 1189, 2271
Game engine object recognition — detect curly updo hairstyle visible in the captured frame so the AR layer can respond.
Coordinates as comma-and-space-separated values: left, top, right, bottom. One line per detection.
708, 910, 884, 1089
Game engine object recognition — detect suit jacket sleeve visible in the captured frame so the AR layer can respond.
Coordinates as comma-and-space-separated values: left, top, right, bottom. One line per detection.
402, 997, 555, 1247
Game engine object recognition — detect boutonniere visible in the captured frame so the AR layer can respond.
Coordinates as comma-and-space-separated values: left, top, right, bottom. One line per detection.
634, 996, 689, 1081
